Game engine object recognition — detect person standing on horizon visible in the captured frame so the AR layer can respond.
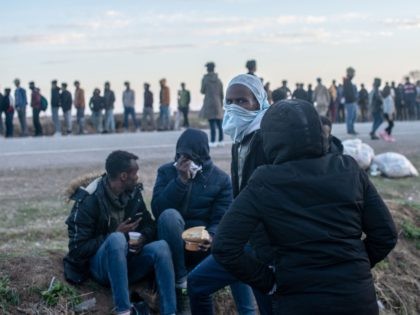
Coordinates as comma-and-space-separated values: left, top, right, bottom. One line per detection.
51, 80, 61, 135
29, 82, 43, 137
328, 80, 338, 123
358, 83, 369, 122
74, 81, 86, 135
159, 78, 171, 131
89, 88, 105, 133
177, 82, 191, 129
313, 78, 330, 116
343, 67, 358, 135
142, 83, 155, 131
103, 82, 116, 133
200, 62, 224, 147
122, 81, 138, 132
2, 88, 15, 138
60, 82, 73, 135
14, 79, 28, 136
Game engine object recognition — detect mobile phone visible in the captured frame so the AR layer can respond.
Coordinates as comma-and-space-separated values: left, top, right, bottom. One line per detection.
129, 213, 142, 223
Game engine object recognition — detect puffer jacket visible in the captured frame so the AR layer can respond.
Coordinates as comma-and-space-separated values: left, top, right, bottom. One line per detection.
151, 128, 232, 235
213, 100, 397, 315
64, 176, 155, 282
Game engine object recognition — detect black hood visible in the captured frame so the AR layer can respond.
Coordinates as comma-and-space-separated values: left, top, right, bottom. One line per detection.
175, 128, 210, 164
261, 99, 328, 164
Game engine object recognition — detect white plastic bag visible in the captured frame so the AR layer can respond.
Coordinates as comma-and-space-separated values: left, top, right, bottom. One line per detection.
342, 139, 375, 169
372, 152, 419, 178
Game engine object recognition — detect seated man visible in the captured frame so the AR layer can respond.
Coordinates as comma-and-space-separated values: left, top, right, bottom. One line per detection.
151, 128, 255, 313
64, 150, 176, 315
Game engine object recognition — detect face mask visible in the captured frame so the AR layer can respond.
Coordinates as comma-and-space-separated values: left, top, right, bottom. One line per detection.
222, 104, 259, 143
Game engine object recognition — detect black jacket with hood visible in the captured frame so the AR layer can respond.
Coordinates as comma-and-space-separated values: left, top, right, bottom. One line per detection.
64, 175, 155, 283
213, 100, 397, 315
151, 128, 232, 236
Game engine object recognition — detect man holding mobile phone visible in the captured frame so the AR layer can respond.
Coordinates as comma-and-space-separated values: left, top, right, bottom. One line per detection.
64, 150, 176, 315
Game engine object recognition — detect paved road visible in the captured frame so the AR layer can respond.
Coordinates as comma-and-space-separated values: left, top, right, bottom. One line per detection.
1, 121, 419, 170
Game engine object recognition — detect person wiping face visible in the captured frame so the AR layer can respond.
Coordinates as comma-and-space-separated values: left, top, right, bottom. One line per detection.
222, 74, 271, 143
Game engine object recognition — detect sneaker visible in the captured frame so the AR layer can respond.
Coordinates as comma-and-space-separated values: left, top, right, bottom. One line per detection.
388, 135, 396, 142
370, 133, 379, 140
131, 301, 150, 315
209, 142, 217, 148
379, 131, 388, 140
217, 141, 225, 147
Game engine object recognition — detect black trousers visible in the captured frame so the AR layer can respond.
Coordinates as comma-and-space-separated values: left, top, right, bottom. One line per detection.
32, 108, 43, 136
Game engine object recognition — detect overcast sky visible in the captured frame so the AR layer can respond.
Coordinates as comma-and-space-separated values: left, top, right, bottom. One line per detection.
1, 0, 420, 112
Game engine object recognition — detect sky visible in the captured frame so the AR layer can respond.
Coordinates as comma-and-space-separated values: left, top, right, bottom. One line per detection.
1, 0, 420, 113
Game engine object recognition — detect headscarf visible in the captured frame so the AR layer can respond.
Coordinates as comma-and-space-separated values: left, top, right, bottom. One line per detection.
222, 74, 270, 143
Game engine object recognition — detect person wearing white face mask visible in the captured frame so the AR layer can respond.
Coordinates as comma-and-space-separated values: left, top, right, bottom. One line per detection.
186, 74, 275, 315
222, 74, 270, 193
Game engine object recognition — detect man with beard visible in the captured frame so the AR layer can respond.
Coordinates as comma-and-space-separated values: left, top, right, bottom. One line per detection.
64, 150, 176, 315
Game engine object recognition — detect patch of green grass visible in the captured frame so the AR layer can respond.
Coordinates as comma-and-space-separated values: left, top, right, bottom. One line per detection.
0, 275, 20, 313
401, 220, 420, 240
375, 260, 390, 270
41, 278, 81, 307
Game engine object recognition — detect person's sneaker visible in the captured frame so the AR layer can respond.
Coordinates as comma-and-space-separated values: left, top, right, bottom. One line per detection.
379, 131, 388, 141
209, 142, 217, 148
131, 301, 150, 315
217, 141, 225, 147
388, 135, 396, 142
370, 133, 379, 140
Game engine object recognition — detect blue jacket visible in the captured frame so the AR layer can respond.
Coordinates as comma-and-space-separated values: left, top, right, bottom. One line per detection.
151, 160, 232, 236
14, 87, 27, 109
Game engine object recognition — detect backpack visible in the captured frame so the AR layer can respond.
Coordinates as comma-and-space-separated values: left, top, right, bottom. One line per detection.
41, 95, 48, 111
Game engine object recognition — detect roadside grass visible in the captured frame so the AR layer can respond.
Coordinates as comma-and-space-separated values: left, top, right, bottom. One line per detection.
0, 275, 20, 314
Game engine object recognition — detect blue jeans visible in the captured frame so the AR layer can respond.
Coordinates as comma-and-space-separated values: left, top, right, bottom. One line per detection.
124, 106, 138, 129
51, 106, 61, 134
104, 108, 115, 132
159, 105, 170, 130
16, 107, 28, 136
345, 102, 357, 133
5, 111, 14, 138
188, 253, 259, 315
371, 111, 383, 135
91, 111, 103, 133
76, 107, 85, 134
90, 232, 176, 315
157, 209, 189, 281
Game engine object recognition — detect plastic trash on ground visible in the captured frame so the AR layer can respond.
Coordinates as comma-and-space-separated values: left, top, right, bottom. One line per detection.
371, 152, 419, 178
342, 139, 375, 170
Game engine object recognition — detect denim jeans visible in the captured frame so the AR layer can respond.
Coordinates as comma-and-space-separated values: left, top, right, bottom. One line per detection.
32, 108, 43, 136
124, 106, 138, 129
76, 107, 85, 134
0, 111, 3, 135
63, 110, 72, 133
371, 111, 383, 135
188, 253, 259, 315
51, 106, 61, 134
345, 102, 357, 133
5, 111, 14, 138
208, 119, 223, 143
90, 232, 176, 315
142, 107, 155, 130
157, 209, 189, 281
104, 108, 115, 133
91, 111, 103, 133
159, 105, 170, 130
16, 107, 28, 136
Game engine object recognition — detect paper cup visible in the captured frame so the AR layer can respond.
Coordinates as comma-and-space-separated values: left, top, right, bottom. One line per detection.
128, 232, 141, 252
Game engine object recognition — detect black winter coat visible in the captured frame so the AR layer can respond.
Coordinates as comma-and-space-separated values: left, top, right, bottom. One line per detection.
60, 90, 72, 112
64, 176, 155, 282
51, 87, 61, 108
151, 160, 232, 236
213, 100, 397, 315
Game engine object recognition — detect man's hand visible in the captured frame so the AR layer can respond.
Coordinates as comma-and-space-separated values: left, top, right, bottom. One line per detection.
116, 217, 142, 233
130, 236, 147, 254
198, 235, 213, 252
176, 155, 191, 184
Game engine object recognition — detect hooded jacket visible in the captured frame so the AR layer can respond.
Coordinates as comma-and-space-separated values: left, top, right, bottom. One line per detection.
213, 100, 397, 315
200, 73, 224, 120
64, 176, 155, 283
151, 128, 232, 235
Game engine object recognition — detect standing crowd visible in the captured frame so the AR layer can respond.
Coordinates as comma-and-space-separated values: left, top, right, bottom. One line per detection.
63, 65, 397, 315
1, 60, 419, 140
